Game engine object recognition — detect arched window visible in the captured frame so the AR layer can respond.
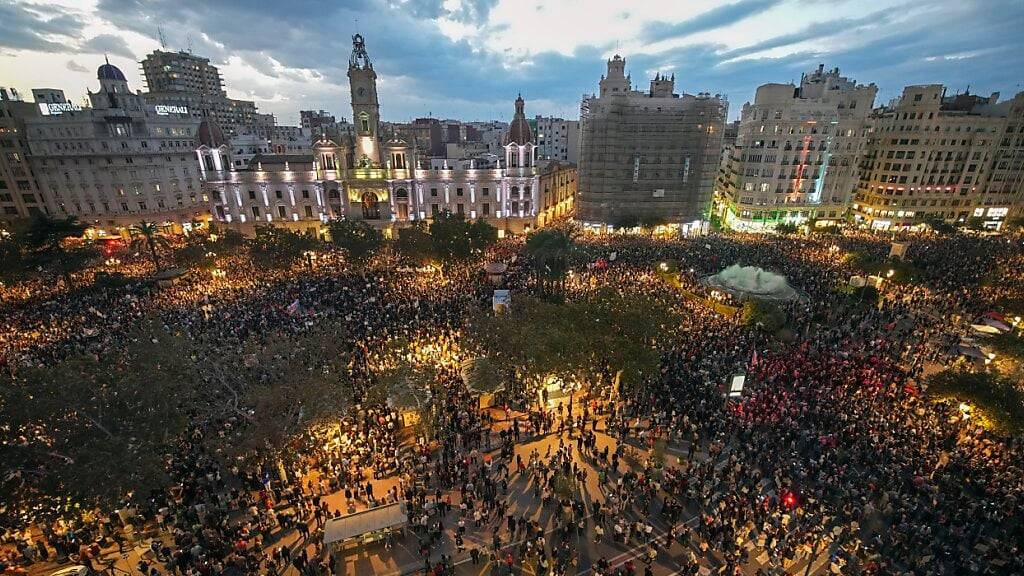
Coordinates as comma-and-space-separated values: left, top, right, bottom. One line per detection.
359, 112, 370, 133
361, 191, 380, 219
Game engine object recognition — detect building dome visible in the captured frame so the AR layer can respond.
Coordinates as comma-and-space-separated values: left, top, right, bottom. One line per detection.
504, 93, 533, 145
97, 62, 127, 82
197, 120, 227, 147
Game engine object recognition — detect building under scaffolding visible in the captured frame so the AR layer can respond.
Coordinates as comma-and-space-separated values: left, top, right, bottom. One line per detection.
577, 55, 727, 228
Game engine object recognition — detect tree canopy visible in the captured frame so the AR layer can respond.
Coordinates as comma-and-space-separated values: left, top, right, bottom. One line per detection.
328, 219, 383, 262
469, 289, 677, 394
429, 212, 496, 260
248, 225, 320, 269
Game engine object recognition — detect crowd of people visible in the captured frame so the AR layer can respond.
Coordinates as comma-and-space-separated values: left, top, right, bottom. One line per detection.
1, 225, 1022, 576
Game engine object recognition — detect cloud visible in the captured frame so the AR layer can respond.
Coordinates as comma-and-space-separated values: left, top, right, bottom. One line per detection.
66, 60, 89, 73
81, 34, 136, 59
644, 0, 784, 43
0, 1, 85, 53
2, 0, 1021, 123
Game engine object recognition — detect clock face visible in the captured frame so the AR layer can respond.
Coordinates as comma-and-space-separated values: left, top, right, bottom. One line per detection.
357, 87, 366, 97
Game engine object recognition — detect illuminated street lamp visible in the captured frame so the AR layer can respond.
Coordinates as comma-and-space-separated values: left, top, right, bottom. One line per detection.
886, 269, 895, 278
659, 262, 669, 272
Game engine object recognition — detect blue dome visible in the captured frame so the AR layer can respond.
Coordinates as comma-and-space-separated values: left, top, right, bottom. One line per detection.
97, 63, 126, 82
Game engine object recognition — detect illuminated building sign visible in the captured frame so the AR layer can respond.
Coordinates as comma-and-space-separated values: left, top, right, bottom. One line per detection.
154, 105, 189, 116
37, 102, 82, 115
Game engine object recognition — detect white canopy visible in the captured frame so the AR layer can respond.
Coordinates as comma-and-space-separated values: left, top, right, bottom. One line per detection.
323, 503, 407, 545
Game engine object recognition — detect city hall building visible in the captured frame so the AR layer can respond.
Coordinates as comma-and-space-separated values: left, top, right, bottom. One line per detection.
203, 35, 542, 236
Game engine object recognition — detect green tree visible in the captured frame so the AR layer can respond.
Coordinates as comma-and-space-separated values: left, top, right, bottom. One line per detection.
0, 320, 194, 526
328, 218, 382, 262
742, 299, 786, 332
928, 369, 1024, 434
469, 290, 676, 397
926, 217, 956, 235
395, 221, 435, 265
639, 214, 668, 236
774, 222, 798, 235
173, 239, 216, 271
23, 215, 95, 284
0, 227, 26, 281
523, 227, 575, 297
429, 211, 475, 261
610, 213, 640, 231
130, 220, 169, 271
468, 219, 498, 252
1005, 216, 1024, 233
965, 216, 986, 231
249, 225, 319, 269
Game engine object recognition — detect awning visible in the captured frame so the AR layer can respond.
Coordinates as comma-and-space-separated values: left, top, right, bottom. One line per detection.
981, 317, 1011, 332
323, 503, 408, 545
957, 345, 986, 359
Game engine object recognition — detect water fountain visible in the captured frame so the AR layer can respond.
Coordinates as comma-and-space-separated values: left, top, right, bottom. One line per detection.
703, 264, 805, 301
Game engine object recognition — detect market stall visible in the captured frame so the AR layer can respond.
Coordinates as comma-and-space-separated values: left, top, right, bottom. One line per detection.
322, 503, 408, 556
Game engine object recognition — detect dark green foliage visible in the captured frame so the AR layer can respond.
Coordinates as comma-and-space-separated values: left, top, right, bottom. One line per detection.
928, 370, 1024, 435
742, 299, 786, 332
469, 290, 677, 393
428, 211, 479, 260
129, 220, 169, 271
249, 225, 320, 268
395, 221, 436, 265
328, 218, 382, 262
523, 227, 575, 297
926, 217, 956, 235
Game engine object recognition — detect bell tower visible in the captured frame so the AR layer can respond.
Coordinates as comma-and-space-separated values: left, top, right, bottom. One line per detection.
348, 34, 381, 167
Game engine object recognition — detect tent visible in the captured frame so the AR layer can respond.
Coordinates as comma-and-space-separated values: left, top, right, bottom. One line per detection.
970, 324, 1001, 335
981, 317, 1011, 332
323, 503, 408, 548
957, 345, 986, 360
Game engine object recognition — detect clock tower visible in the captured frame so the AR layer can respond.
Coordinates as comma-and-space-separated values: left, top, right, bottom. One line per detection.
348, 34, 381, 166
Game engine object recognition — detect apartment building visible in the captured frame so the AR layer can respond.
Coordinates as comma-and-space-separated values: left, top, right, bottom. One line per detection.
719, 66, 877, 230
852, 86, 1024, 230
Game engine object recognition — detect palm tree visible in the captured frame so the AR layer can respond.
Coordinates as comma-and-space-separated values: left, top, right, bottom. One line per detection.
523, 227, 576, 296
130, 220, 169, 271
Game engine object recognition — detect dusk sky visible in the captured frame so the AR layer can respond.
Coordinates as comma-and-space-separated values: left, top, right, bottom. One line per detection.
2, 0, 1023, 125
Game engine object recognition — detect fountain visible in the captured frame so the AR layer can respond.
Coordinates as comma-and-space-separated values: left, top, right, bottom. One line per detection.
703, 264, 805, 302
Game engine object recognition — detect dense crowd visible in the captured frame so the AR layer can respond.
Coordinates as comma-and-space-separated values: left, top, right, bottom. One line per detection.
1, 227, 1023, 576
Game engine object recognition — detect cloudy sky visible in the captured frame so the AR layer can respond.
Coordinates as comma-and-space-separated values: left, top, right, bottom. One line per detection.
2, 0, 1023, 125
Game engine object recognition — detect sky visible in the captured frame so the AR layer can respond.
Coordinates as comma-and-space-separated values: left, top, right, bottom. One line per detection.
1, 0, 1023, 125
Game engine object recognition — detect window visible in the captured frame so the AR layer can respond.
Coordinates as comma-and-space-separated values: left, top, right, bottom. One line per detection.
277, 205, 287, 218
482, 203, 490, 216
275, 190, 283, 199
430, 188, 438, 197
456, 187, 464, 196
457, 203, 464, 215
248, 190, 257, 200
431, 204, 439, 216
304, 205, 313, 218
482, 187, 489, 196
301, 189, 310, 199
252, 206, 260, 218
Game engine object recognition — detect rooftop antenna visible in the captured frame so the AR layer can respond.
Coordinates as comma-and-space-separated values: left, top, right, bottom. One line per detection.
158, 27, 167, 49
186, 34, 194, 54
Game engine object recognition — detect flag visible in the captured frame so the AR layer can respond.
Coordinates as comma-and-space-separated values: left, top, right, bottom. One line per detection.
750, 348, 759, 368
286, 299, 301, 316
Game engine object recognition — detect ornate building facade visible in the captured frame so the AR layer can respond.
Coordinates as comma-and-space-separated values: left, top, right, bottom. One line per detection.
203, 35, 541, 235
